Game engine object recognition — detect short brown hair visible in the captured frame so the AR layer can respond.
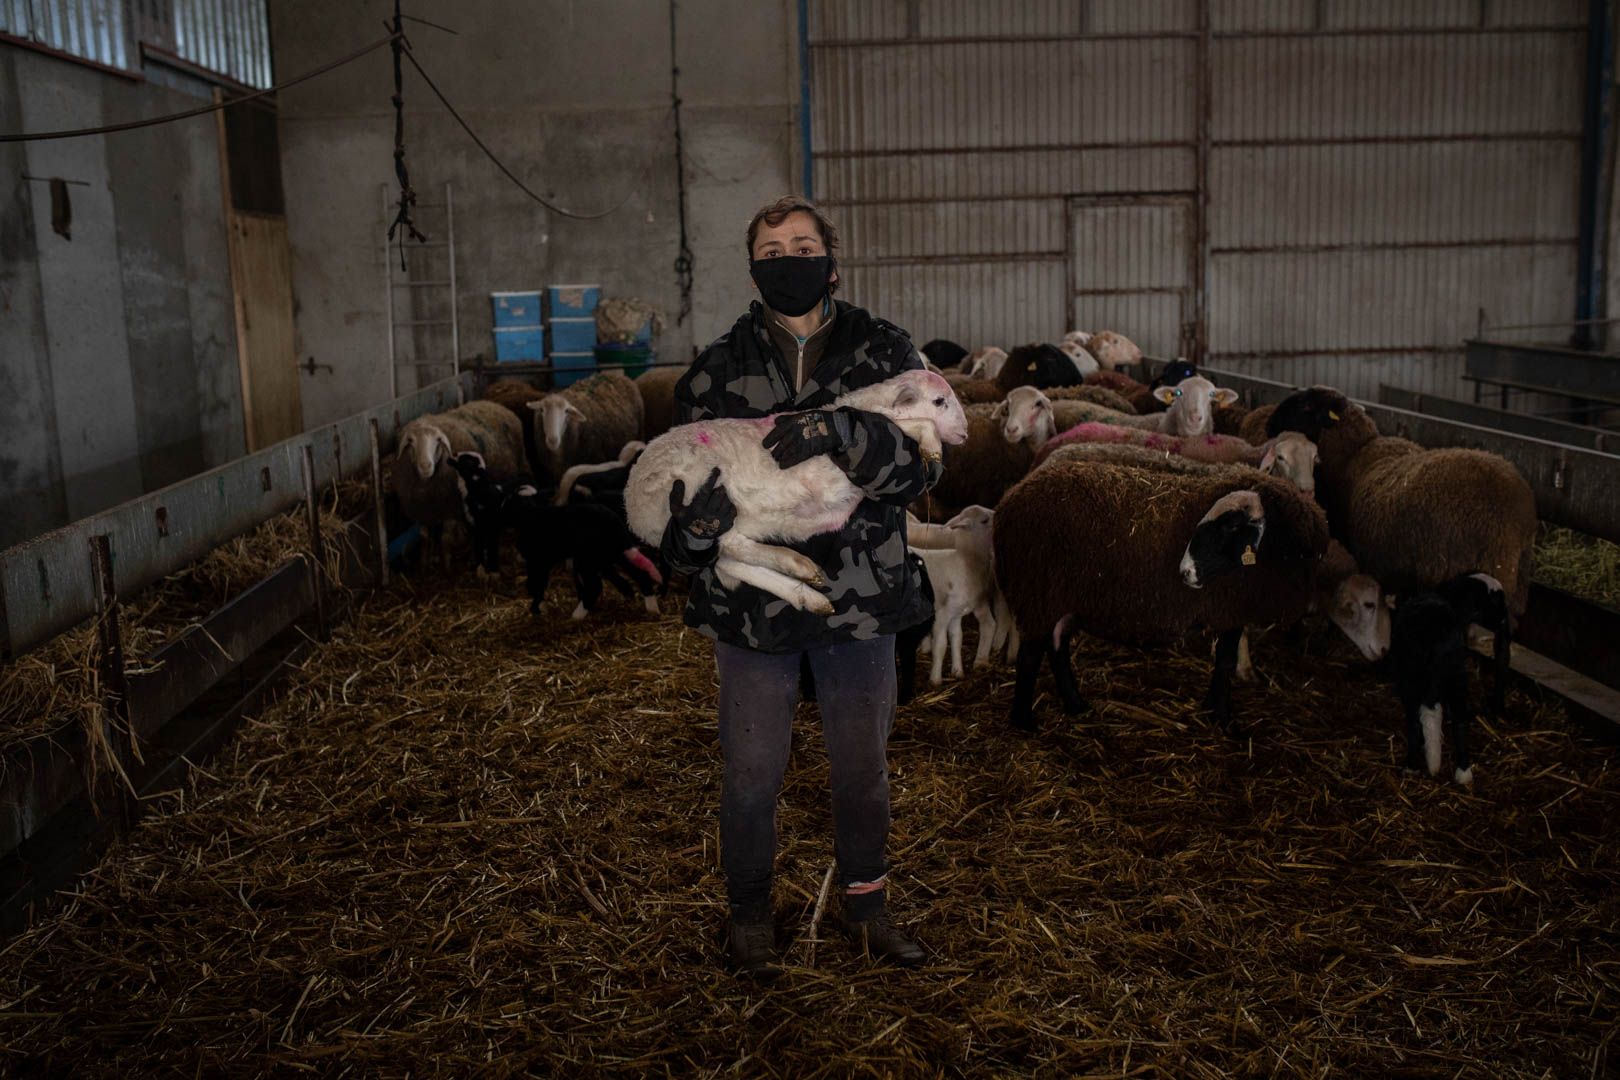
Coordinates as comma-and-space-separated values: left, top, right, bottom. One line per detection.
745, 195, 841, 295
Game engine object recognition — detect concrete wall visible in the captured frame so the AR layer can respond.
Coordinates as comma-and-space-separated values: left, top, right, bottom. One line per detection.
0, 46, 246, 549
271, 0, 798, 428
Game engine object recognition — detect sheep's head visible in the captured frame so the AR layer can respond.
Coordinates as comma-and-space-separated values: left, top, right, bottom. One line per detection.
1063, 329, 1092, 348
1152, 359, 1199, 389
966, 345, 1008, 379
530, 395, 587, 452
1259, 432, 1319, 495
1266, 386, 1352, 443
1328, 574, 1391, 661
402, 424, 452, 481
877, 370, 970, 446
946, 504, 994, 536
448, 451, 499, 524
997, 386, 1053, 447
1059, 341, 1099, 378
1155, 376, 1237, 438
1179, 490, 1266, 589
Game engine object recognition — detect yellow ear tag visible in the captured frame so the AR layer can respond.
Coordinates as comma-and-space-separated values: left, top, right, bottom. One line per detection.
1328, 410, 1341, 421
1241, 546, 1257, 566
1027, 362, 1037, 372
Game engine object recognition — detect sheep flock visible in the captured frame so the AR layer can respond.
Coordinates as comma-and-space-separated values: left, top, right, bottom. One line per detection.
394, 330, 1539, 788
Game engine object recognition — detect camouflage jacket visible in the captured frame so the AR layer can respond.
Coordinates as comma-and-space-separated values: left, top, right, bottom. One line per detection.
662, 300, 941, 653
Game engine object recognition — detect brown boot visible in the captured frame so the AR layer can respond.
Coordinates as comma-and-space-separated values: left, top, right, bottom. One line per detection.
724, 915, 781, 979
843, 911, 925, 968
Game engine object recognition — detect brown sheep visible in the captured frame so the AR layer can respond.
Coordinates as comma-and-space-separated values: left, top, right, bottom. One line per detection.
634, 365, 685, 439
528, 371, 645, 480
484, 377, 547, 473
993, 457, 1329, 732
394, 400, 526, 569
1237, 402, 1276, 445
1213, 401, 1250, 438
1041, 384, 1137, 414
911, 402, 1035, 521
943, 371, 1006, 404
1266, 388, 1537, 615
1084, 369, 1148, 398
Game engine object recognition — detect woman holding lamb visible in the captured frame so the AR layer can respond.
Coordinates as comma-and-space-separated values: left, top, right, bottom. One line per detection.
660, 196, 940, 977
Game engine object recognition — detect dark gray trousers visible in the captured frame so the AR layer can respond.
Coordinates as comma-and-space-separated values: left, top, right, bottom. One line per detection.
715, 635, 897, 915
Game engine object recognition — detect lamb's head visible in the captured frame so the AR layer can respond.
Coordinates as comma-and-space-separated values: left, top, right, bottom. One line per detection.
996, 386, 1055, 447
1179, 489, 1266, 589
400, 423, 452, 481
966, 346, 1008, 379
845, 370, 970, 448
1259, 431, 1319, 495
448, 451, 500, 525
1154, 375, 1238, 438
1059, 341, 1099, 378
1063, 329, 1092, 348
529, 395, 587, 452
1328, 574, 1391, 661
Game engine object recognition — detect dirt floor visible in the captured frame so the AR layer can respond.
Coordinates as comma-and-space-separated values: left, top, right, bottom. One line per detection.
0, 567, 1615, 1077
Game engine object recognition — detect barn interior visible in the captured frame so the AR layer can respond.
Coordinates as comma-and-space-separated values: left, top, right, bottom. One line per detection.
1, 2, 1618, 1075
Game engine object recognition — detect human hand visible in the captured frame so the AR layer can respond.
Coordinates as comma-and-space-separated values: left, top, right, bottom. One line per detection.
668, 467, 736, 540
762, 408, 855, 469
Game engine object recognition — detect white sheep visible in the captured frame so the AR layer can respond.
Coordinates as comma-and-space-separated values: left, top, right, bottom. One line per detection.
1062, 329, 1093, 348
624, 370, 970, 614
1013, 377, 1237, 442
1058, 341, 1099, 379
964, 346, 1010, 380
1087, 330, 1143, 373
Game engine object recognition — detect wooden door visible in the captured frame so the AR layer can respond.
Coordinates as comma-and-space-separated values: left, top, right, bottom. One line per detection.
216, 94, 302, 449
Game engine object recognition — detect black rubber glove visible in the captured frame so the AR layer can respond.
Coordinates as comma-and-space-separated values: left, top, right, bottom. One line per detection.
660, 467, 735, 572
763, 407, 856, 469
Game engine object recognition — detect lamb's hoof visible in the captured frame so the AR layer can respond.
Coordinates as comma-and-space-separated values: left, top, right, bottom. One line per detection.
1453, 766, 1474, 787
570, 603, 589, 622
801, 590, 835, 616
1233, 665, 1256, 685
642, 595, 660, 615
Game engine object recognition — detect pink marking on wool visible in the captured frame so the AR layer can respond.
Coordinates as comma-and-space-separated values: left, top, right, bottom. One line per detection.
624, 548, 664, 585
694, 430, 713, 446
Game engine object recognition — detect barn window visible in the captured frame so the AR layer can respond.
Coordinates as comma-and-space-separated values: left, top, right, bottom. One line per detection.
1, 0, 272, 89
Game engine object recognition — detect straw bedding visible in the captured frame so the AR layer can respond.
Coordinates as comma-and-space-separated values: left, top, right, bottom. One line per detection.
0, 566, 1615, 1077
0, 484, 369, 764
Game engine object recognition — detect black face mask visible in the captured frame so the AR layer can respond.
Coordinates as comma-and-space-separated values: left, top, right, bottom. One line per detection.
749, 254, 833, 317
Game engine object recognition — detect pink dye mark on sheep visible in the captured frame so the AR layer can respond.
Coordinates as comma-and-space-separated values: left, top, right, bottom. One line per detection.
624, 548, 664, 585
694, 430, 713, 446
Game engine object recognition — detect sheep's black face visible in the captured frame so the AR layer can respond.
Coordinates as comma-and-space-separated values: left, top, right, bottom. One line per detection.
1267, 387, 1350, 442
1180, 508, 1265, 589
1153, 360, 1198, 389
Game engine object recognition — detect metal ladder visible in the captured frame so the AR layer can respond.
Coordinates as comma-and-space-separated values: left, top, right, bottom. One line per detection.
381, 182, 460, 399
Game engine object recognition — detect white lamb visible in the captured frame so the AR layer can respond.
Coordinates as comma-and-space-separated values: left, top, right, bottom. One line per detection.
906, 507, 1019, 674
624, 370, 970, 614
964, 346, 1010, 380
1058, 341, 1099, 378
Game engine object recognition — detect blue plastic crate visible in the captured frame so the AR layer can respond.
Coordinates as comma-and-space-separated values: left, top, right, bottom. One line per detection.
552, 350, 596, 387
550, 316, 598, 353
494, 326, 545, 362
548, 283, 601, 317
491, 291, 542, 329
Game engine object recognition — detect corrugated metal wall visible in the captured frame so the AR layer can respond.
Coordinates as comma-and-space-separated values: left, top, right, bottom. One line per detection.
3, 1, 271, 88
809, 0, 1587, 400
1, 0, 132, 69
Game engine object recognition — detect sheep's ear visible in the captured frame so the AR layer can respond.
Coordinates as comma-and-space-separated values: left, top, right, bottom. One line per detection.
566, 401, 588, 421
892, 383, 922, 410
1152, 385, 1178, 405
526, 400, 544, 412
1258, 441, 1278, 473
990, 400, 1008, 421
1213, 387, 1239, 407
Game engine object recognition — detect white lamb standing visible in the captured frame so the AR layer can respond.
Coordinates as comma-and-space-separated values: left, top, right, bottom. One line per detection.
624, 370, 971, 614
906, 507, 1019, 673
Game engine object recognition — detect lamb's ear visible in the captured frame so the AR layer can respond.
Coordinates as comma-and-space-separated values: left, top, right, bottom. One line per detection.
566, 401, 588, 421
1153, 385, 1178, 405
1213, 387, 1239, 407
526, 400, 544, 412
1258, 440, 1278, 474
990, 400, 1008, 422
892, 383, 922, 410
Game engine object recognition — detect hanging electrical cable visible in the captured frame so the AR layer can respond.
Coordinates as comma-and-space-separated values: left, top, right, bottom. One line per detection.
668, 0, 695, 327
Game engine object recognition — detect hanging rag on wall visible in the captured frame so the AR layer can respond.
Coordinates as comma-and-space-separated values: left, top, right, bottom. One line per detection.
21, 175, 90, 241
49, 178, 71, 240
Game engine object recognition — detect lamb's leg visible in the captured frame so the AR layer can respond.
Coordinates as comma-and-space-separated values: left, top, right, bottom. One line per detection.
1491, 620, 1511, 717
571, 565, 604, 621
1205, 628, 1244, 735
1235, 629, 1255, 684
972, 603, 996, 669
714, 556, 834, 615
598, 562, 637, 599
1049, 624, 1087, 716
1402, 700, 1426, 774
1009, 639, 1045, 732
947, 613, 964, 679
928, 614, 948, 686
1448, 676, 1474, 787
525, 555, 553, 615
719, 534, 823, 585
